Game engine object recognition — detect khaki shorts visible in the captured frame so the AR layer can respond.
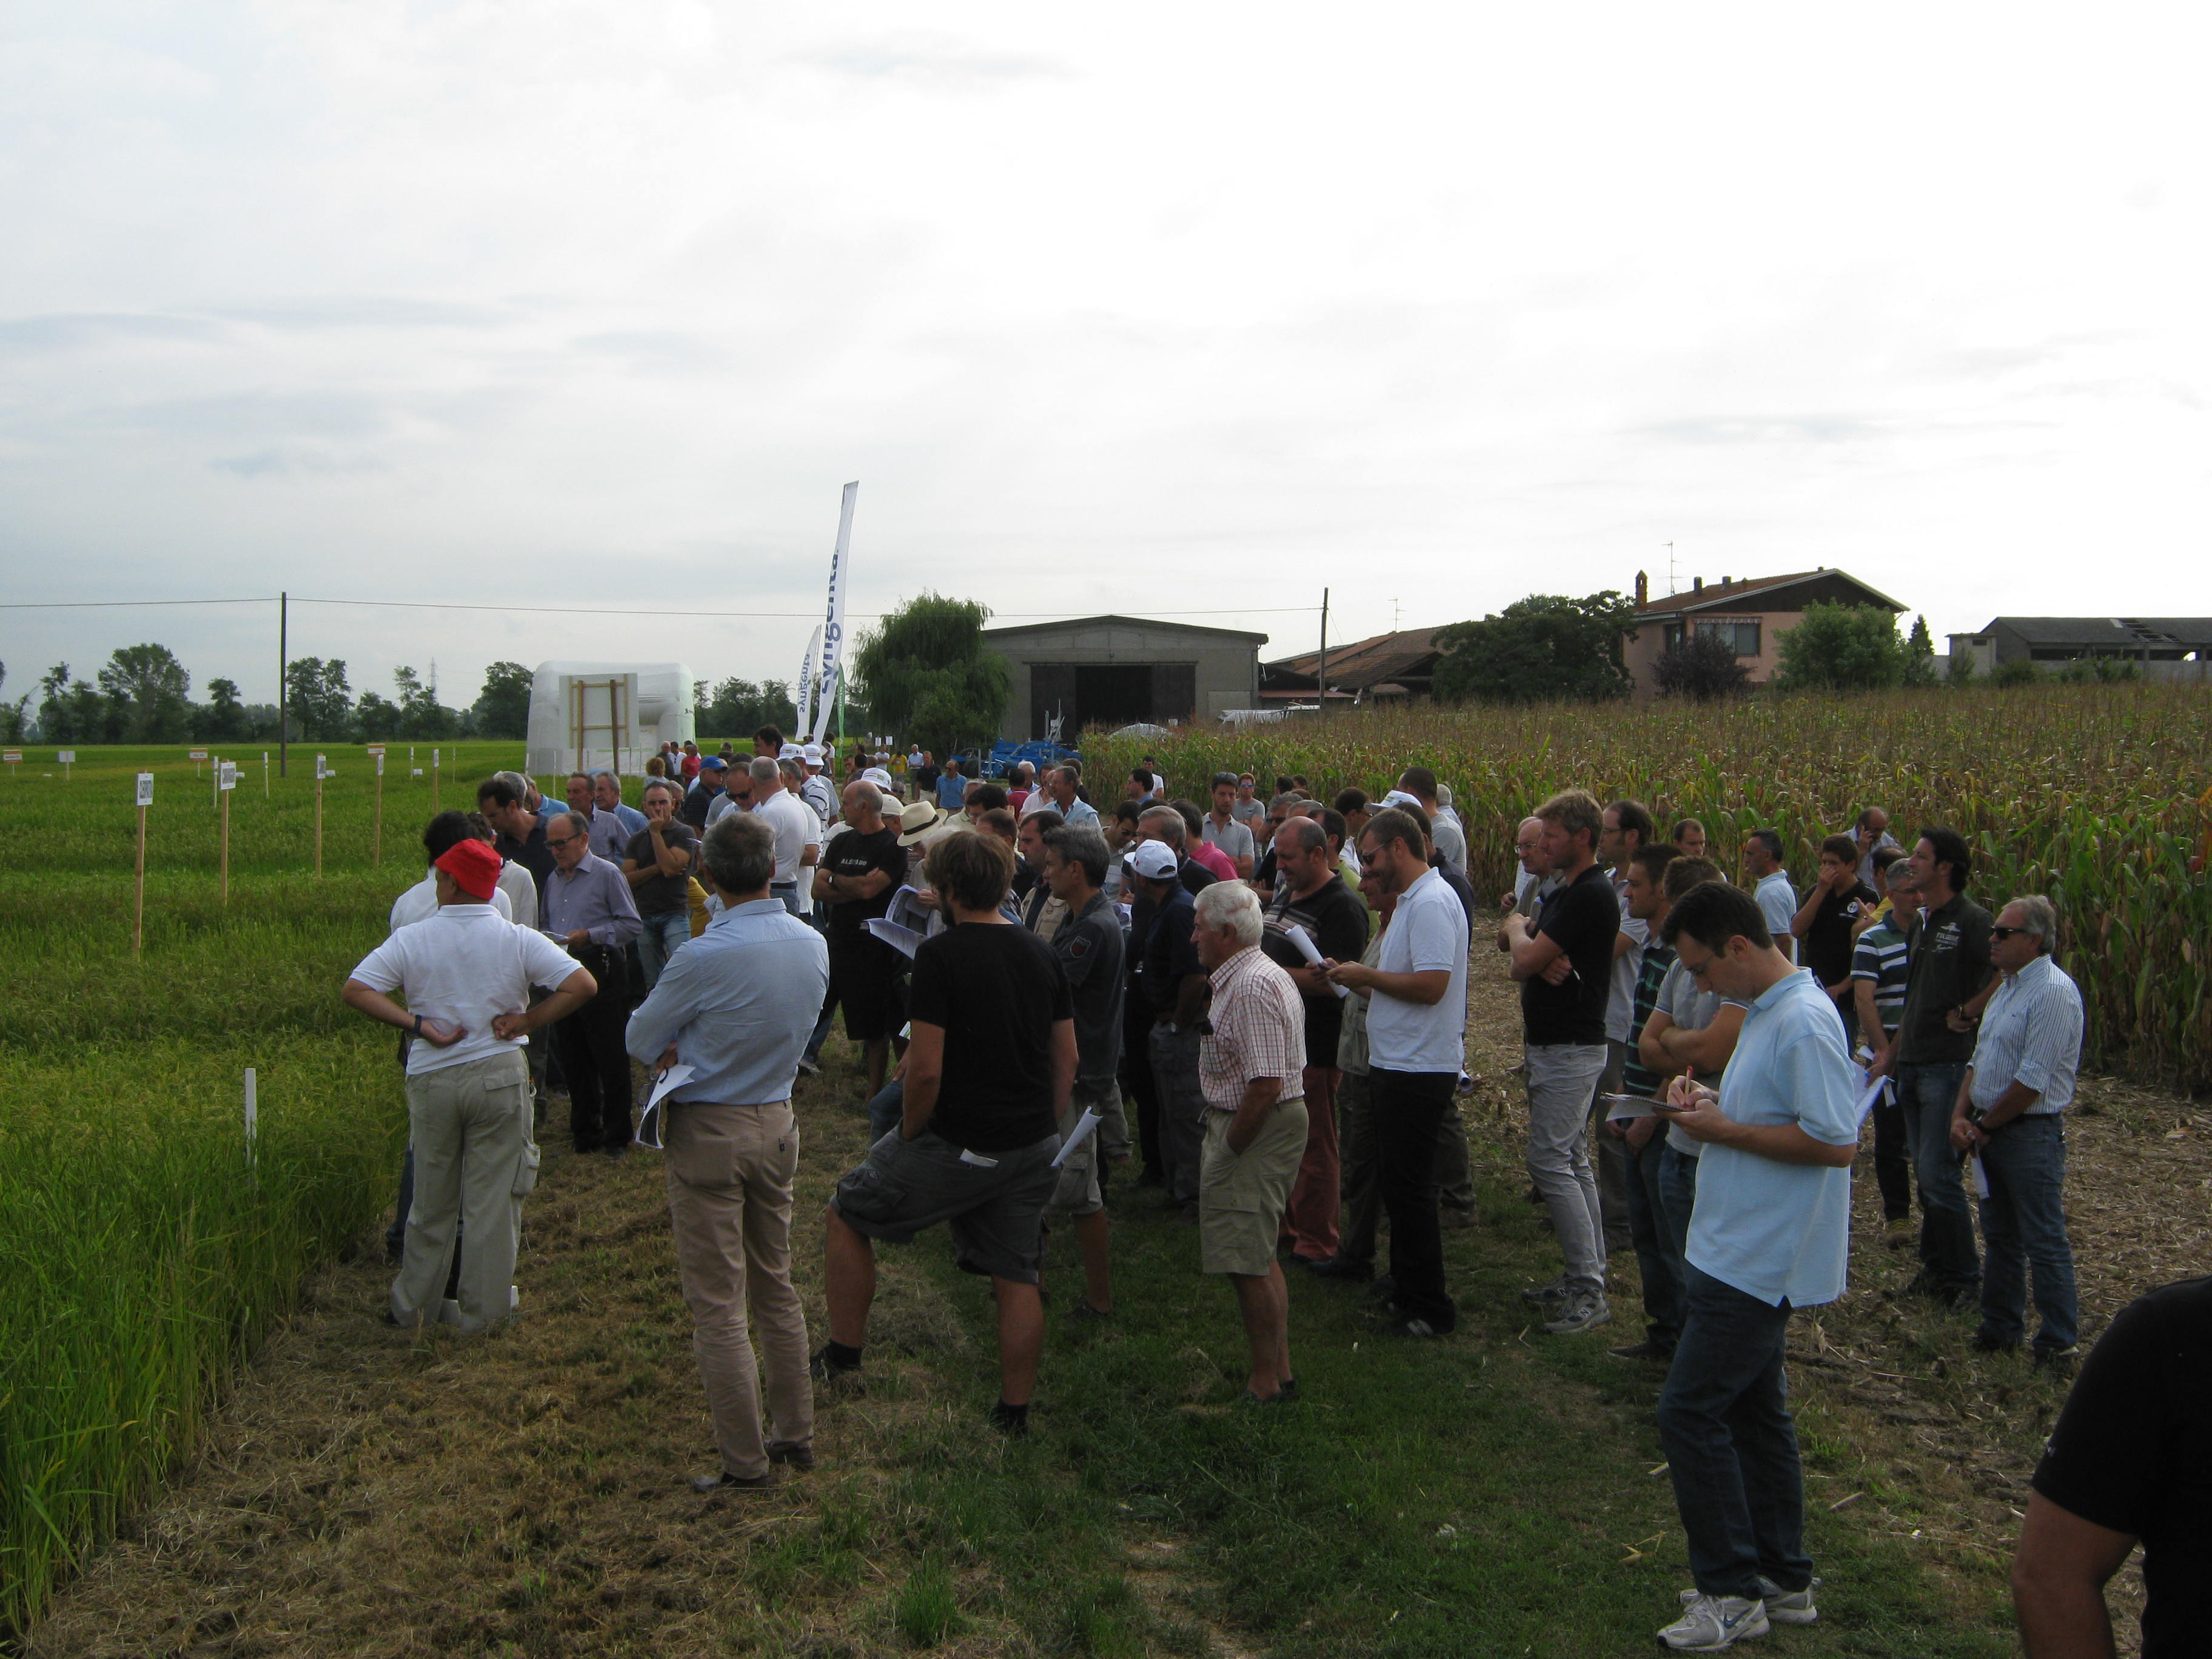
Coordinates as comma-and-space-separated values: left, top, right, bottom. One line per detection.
1198, 1098, 1309, 1276
1050, 1079, 1118, 1216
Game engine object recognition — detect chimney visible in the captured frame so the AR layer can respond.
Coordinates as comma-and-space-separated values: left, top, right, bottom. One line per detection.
1635, 570, 1649, 605
1692, 576, 1703, 592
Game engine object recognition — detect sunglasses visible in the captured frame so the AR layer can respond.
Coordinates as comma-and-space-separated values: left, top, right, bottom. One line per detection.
1989, 925, 2034, 940
545, 836, 576, 848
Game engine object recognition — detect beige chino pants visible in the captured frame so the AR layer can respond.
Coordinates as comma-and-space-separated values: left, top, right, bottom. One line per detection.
393, 1048, 538, 1333
663, 1100, 813, 1480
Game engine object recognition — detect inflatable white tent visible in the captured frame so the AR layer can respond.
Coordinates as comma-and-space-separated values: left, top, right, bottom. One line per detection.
525, 662, 694, 778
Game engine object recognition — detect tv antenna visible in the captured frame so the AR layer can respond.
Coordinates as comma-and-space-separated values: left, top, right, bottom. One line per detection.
1665, 542, 1677, 596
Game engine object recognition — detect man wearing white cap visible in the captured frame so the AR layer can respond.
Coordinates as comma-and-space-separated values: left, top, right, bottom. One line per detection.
797, 744, 837, 827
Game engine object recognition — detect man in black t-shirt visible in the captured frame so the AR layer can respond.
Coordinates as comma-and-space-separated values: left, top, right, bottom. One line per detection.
1874, 826, 1998, 1306
811, 782, 908, 1096
1500, 788, 1619, 1336
1789, 834, 1878, 1047
1260, 817, 1371, 1264
2016, 1274, 2212, 1658
1130, 839, 1212, 1218
477, 774, 554, 893
820, 830, 1074, 1436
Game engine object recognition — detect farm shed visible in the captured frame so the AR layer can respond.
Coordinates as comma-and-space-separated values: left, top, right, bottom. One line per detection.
980, 615, 1269, 743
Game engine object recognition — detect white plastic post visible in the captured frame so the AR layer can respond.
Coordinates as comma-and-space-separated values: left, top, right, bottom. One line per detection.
244, 1068, 258, 1164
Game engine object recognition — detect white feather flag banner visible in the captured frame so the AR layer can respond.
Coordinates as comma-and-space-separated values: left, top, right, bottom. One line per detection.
809, 481, 858, 746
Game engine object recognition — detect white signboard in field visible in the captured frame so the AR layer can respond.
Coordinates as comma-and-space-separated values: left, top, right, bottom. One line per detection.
189, 749, 209, 760
136, 773, 154, 807
56, 750, 75, 763
366, 744, 386, 757
218, 761, 238, 792
315, 754, 329, 780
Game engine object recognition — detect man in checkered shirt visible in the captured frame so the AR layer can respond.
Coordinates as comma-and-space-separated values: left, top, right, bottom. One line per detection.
1193, 881, 1309, 1404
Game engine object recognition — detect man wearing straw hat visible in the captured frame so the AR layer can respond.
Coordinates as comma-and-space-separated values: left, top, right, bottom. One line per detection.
343, 838, 595, 1332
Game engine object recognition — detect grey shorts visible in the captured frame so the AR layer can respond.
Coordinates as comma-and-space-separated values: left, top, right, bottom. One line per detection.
831, 1125, 1061, 1283
1049, 1079, 1118, 1216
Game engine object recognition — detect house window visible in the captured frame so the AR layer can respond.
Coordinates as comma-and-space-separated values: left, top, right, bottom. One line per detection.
1695, 619, 1761, 658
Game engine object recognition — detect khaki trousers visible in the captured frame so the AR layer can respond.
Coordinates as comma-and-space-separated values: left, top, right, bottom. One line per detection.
393, 1048, 537, 1333
664, 1100, 813, 1480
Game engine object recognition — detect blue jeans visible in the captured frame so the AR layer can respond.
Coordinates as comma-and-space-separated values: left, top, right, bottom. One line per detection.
1895, 1061, 1980, 1292
1659, 1142, 1700, 1270
1657, 1267, 1815, 1601
1624, 1130, 1682, 1352
771, 882, 806, 920
867, 1079, 905, 1142
636, 911, 692, 991
1976, 1115, 2078, 1352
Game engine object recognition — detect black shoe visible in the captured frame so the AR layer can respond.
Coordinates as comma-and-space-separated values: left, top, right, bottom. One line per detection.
1239, 1387, 1293, 1405
1068, 1299, 1113, 1321
691, 1470, 776, 1493
1384, 1315, 1450, 1339
1367, 1274, 1396, 1303
766, 1441, 816, 1470
1609, 1339, 1675, 1363
605, 1141, 629, 1160
384, 1238, 403, 1267
810, 1346, 865, 1390
1133, 1167, 1165, 1190
2032, 1346, 2080, 1376
1970, 1329, 2019, 1355
990, 1399, 1030, 1436
1305, 1255, 1373, 1284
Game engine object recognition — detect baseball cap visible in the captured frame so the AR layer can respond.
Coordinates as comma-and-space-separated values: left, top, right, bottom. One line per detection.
434, 839, 501, 900
801, 743, 824, 766
1124, 840, 1179, 882
702, 756, 727, 773
1379, 789, 1422, 811
862, 766, 895, 790
777, 743, 802, 761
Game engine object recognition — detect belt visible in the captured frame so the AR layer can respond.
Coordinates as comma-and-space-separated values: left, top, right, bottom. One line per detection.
771, 879, 799, 890
686, 1098, 793, 1111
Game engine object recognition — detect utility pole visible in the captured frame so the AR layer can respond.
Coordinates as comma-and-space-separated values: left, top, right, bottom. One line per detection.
1316, 588, 1330, 716
278, 591, 289, 779
1666, 541, 1677, 596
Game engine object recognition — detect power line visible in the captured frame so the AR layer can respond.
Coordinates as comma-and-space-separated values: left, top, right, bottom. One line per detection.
1, 595, 1322, 620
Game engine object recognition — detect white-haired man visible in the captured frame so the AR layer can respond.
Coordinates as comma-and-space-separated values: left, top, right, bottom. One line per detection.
751, 756, 822, 919
1195, 881, 1308, 1402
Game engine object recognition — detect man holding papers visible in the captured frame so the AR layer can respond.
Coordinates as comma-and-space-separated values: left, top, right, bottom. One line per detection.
626, 813, 829, 1493
1038, 826, 1125, 1318
1194, 881, 1309, 1404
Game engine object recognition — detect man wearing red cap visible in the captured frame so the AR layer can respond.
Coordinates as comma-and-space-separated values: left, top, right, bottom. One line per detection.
344, 837, 597, 1332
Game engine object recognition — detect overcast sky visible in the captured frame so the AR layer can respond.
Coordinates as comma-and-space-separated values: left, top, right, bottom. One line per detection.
4, 4, 2207, 709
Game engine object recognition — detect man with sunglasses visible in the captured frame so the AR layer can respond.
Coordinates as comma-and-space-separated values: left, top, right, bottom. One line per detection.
1650, 880, 1855, 1651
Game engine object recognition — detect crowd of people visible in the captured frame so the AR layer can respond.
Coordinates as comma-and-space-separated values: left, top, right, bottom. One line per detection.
338, 737, 2202, 1654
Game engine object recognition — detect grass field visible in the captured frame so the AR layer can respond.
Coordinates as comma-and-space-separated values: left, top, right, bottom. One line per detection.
2, 729, 2193, 1653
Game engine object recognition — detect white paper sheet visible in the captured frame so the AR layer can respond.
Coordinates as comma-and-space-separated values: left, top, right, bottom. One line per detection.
1853, 1073, 1888, 1128
633, 1063, 695, 1151
865, 917, 923, 959
1600, 1092, 1657, 1122
1052, 1107, 1103, 1167
1967, 1148, 1990, 1199
1283, 922, 1351, 999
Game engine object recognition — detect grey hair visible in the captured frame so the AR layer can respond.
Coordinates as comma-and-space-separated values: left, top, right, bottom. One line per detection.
2008, 893, 2058, 953
642, 777, 679, 803
845, 781, 884, 817
590, 769, 617, 786
494, 769, 532, 801
748, 756, 780, 786
779, 757, 804, 784
1194, 880, 1263, 948
702, 812, 774, 894
1138, 805, 1186, 849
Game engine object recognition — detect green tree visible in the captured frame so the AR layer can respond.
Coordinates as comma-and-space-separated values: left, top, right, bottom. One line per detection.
1432, 591, 1639, 705
393, 666, 458, 739
471, 661, 534, 740
284, 657, 355, 740
36, 664, 110, 743
1649, 628, 1751, 702
97, 643, 193, 742
1774, 602, 1906, 692
191, 678, 252, 742
0, 664, 28, 743
1902, 614, 1939, 688
851, 594, 1010, 757
1947, 646, 1978, 685
355, 689, 403, 737
695, 677, 800, 744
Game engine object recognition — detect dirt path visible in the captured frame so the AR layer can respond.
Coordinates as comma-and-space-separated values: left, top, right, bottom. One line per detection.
25, 947, 2208, 1655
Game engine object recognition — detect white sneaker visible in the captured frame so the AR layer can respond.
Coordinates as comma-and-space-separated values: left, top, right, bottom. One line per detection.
1660, 1594, 1769, 1651
1682, 1577, 1816, 1625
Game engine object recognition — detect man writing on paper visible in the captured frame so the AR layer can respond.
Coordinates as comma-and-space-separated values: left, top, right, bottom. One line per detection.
343, 839, 593, 1332
625, 813, 828, 1493
816, 831, 1075, 1436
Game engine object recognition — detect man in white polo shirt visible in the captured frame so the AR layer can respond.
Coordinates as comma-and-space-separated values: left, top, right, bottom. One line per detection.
1649, 879, 1855, 1651
1326, 805, 1467, 1339
749, 756, 822, 918
343, 839, 595, 1332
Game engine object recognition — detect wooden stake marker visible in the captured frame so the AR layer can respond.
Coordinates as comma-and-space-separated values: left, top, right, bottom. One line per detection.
218, 760, 237, 903
133, 771, 153, 956
369, 745, 386, 865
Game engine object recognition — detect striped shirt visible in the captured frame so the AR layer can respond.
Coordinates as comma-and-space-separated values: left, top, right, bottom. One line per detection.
1620, 943, 1678, 1096
1968, 954, 2083, 1115
1850, 920, 1912, 1033
1199, 946, 1307, 1113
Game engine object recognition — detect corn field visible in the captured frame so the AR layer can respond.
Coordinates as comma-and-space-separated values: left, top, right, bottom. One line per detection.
1089, 685, 2212, 1091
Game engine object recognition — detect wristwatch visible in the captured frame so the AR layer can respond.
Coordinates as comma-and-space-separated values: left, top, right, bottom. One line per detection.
412, 1014, 423, 1035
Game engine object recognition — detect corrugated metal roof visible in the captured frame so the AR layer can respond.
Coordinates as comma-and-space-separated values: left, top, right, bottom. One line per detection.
1265, 626, 1444, 688
1984, 617, 2212, 648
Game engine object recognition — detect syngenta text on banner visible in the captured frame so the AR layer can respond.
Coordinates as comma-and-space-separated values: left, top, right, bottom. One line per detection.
809, 481, 859, 747
796, 623, 823, 742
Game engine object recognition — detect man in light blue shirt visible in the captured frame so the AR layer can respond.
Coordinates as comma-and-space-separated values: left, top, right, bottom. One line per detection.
936, 756, 969, 813
1743, 828, 1798, 965
626, 812, 829, 1493
1649, 880, 1855, 1651
1949, 894, 2083, 1364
